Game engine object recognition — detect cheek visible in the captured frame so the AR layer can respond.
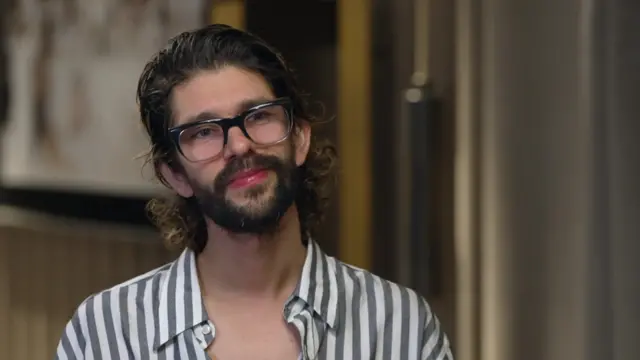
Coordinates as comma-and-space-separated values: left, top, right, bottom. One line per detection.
182, 159, 225, 186
255, 142, 293, 161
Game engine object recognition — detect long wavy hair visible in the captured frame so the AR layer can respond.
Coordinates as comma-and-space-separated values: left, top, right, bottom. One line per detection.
136, 24, 337, 253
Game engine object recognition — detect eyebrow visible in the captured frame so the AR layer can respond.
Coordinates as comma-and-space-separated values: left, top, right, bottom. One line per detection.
181, 97, 274, 125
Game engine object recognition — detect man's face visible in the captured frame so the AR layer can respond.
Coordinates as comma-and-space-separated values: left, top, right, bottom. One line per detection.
165, 66, 310, 234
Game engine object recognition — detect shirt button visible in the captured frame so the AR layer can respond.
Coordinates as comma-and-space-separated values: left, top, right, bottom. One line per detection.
202, 324, 212, 335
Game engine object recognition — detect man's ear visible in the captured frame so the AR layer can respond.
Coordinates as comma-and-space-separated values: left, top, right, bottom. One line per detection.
294, 121, 312, 167
160, 162, 194, 198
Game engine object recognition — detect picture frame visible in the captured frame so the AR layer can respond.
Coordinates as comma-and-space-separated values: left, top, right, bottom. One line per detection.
0, 0, 209, 225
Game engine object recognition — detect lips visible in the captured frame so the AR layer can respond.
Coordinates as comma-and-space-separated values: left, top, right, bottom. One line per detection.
227, 168, 269, 189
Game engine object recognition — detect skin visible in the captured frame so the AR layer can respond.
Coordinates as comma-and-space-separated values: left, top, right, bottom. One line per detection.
160, 66, 312, 359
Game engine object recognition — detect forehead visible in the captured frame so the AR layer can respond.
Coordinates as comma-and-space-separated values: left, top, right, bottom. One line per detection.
171, 66, 275, 126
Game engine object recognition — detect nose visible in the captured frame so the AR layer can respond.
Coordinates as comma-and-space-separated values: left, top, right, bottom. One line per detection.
223, 127, 252, 159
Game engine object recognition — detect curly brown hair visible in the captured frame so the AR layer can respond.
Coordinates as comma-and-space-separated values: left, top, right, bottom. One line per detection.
136, 24, 337, 253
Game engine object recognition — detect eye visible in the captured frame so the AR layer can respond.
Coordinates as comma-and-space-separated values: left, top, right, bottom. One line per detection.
183, 124, 223, 141
246, 109, 273, 124
194, 127, 212, 138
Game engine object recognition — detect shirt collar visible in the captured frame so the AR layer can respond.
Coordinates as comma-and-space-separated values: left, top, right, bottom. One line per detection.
290, 239, 340, 329
154, 239, 340, 350
154, 248, 208, 350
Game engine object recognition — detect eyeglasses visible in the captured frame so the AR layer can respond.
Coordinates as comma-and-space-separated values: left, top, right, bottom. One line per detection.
169, 98, 294, 162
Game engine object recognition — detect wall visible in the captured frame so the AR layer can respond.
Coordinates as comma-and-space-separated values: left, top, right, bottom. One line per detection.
454, 0, 640, 359
0, 209, 173, 359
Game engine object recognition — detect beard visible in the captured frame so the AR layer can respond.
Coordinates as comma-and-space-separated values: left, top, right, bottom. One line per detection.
190, 149, 299, 235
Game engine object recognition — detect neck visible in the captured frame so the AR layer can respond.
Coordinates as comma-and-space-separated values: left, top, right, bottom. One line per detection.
196, 206, 307, 302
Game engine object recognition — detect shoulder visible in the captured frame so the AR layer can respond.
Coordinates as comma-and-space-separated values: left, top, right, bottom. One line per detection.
55, 261, 173, 357
333, 259, 433, 319
332, 259, 453, 359
79, 261, 172, 317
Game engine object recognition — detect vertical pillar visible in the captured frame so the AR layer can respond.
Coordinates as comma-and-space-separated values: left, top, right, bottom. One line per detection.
454, 0, 482, 358
337, 0, 372, 269
210, 0, 245, 29
604, 1, 640, 357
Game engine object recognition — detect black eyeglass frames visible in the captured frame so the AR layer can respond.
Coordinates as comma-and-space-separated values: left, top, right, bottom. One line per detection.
168, 98, 293, 162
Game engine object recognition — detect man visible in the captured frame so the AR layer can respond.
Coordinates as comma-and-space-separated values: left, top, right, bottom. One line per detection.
55, 24, 453, 360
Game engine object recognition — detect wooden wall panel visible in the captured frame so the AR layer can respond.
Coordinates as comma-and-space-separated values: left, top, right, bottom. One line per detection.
0, 236, 9, 356
0, 217, 172, 360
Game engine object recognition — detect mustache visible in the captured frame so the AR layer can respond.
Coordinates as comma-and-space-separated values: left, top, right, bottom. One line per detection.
214, 154, 285, 189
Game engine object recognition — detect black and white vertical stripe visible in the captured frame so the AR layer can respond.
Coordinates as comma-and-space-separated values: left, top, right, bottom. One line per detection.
55, 240, 453, 359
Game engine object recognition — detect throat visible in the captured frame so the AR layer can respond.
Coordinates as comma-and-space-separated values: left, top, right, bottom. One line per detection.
197, 226, 307, 301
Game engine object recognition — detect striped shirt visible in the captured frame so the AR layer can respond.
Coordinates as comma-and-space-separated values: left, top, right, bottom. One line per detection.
55, 240, 453, 359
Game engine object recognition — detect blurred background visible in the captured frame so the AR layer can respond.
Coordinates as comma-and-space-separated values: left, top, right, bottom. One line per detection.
0, 0, 639, 359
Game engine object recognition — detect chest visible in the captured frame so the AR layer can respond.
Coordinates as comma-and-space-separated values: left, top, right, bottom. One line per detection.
205, 316, 301, 360
143, 313, 399, 360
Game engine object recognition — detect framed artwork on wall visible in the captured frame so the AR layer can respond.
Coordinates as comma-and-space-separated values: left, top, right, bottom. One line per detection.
0, 0, 208, 225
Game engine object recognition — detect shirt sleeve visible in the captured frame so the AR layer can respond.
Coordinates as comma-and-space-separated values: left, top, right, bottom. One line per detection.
54, 302, 89, 359
421, 302, 454, 360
